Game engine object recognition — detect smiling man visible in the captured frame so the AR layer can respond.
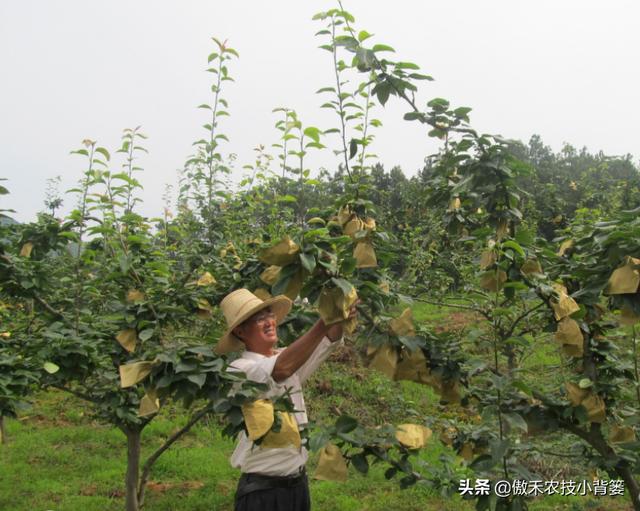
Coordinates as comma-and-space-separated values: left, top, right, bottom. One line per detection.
215, 288, 355, 511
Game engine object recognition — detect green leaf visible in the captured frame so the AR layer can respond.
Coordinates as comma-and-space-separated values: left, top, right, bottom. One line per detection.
372, 44, 395, 53
331, 277, 353, 297
469, 453, 495, 471
308, 431, 330, 452
187, 373, 206, 388
511, 380, 532, 396
43, 362, 60, 374
354, 47, 375, 71
514, 227, 535, 246
336, 10, 355, 23
453, 106, 472, 117
139, 329, 154, 342
372, 82, 391, 106
490, 438, 510, 462
272, 267, 298, 296
335, 415, 358, 434
303, 127, 321, 143
501, 240, 525, 257
119, 254, 131, 274
409, 73, 433, 81
351, 453, 369, 474
427, 97, 450, 111
358, 30, 373, 42
95, 147, 110, 161
349, 138, 358, 160
396, 61, 420, 70
334, 35, 358, 49
578, 378, 593, 389
403, 112, 424, 122
300, 252, 316, 273
504, 412, 528, 434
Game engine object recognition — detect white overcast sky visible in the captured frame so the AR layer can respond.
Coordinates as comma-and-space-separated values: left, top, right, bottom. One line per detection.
1, 1, 639, 222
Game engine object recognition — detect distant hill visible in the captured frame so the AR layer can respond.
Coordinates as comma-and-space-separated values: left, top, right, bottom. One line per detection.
0, 216, 19, 226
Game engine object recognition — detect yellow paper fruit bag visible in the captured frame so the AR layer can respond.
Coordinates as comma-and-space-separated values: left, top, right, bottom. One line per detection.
261, 412, 301, 449
259, 236, 300, 266
318, 285, 358, 326
551, 284, 580, 320
605, 256, 640, 295
20, 242, 34, 258
581, 394, 606, 423
119, 361, 156, 388
479, 250, 497, 270
260, 265, 282, 286
609, 425, 636, 444
555, 317, 583, 357
283, 268, 305, 301
520, 258, 543, 276
353, 241, 377, 269
395, 424, 432, 450
565, 382, 589, 406
389, 308, 415, 337
620, 307, 640, 326
196, 271, 217, 286
138, 389, 160, 417
314, 443, 348, 482
479, 270, 507, 292
394, 348, 428, 383
241, 399, 275, 441
126, 289, 146, 303
369, 345, 398, 379
116, 329, 138, 353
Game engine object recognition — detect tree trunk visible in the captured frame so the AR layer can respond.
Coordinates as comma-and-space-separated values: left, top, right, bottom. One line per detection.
137, 405, 212, 508
616, 464, 640, 511
505, 344, 516, 374
125, 427, 141, 511
563, 421, 640, 511
0, 416, 6, 444
588, 427, 640, 511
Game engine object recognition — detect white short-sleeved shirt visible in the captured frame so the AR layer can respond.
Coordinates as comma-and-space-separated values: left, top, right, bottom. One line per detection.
228, 336, 341, 476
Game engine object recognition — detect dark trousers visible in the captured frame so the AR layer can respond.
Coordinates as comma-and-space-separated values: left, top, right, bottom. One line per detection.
234, 471, 310, 511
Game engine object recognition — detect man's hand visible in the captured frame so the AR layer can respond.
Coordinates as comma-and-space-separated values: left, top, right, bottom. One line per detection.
327, 300, 360, 341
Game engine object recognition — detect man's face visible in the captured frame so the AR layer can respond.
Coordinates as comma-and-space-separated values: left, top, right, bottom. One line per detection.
235, 307, 278, 352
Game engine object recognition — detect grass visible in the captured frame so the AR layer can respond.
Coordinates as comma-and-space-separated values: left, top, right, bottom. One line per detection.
1, 387, 632, 510
0, 300, 635, 510
0, 389, 472, 511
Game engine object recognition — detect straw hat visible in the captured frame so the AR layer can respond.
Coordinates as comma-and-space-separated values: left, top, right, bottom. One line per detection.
215, 289, 292, 354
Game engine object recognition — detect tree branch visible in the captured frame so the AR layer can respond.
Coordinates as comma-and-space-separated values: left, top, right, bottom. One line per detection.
50, 384, 100, 404
0, 254, 74, 329
137, 404, 213, 507
505, 301, 546, 339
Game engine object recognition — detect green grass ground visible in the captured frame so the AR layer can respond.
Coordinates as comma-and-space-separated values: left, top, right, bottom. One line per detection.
0, 300, 634, 510
0, 389, 469, 511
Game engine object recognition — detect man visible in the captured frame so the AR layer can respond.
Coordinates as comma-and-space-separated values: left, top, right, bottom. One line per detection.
215, 288, 356, 511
